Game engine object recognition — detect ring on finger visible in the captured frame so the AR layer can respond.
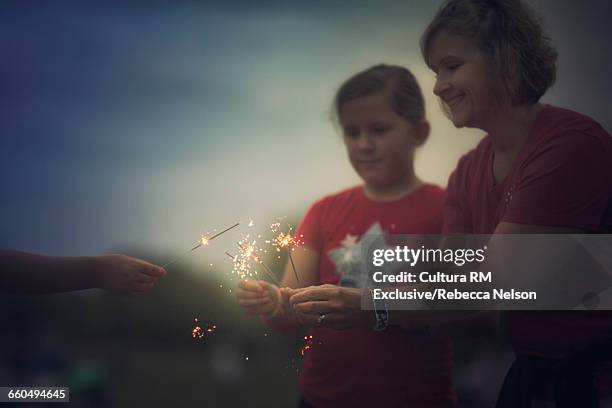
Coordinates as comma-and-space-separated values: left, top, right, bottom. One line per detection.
316, 313, 327, 325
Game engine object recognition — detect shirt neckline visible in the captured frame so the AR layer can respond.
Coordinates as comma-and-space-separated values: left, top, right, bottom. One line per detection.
488, 104, 552, 192
357, 183, 428, 205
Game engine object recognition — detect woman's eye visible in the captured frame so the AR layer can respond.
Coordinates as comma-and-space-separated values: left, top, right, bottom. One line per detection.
447, 63, 461, 71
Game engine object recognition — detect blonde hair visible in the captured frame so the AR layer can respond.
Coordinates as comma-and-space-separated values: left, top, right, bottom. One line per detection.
421, 0, 557, 105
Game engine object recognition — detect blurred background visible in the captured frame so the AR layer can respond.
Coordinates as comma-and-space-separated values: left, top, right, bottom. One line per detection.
1, 0, 610, 406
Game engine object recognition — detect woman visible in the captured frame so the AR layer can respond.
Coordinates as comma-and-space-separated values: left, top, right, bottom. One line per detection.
420, 0, 612, 405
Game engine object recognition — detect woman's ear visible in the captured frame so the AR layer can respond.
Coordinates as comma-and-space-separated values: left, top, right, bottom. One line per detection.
413, 119, 430, 146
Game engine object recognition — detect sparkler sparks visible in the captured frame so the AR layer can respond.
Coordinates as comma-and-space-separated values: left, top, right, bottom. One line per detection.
301, 334, 315, 356
191, 318, 217, 340
300, 334, 322, 357
286, 334, 322, 374
162, 222, 240, 268
267, 223, 303, 283
226, 235, 280, 284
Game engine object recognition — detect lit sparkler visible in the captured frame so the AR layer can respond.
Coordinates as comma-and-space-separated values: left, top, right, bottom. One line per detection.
267, 224, 303, 283
226, 235, 281, 284
162, 222, 240, 268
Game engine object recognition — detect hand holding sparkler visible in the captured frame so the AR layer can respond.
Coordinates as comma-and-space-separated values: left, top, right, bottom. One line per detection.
288, 284, 369, 330
0, 250, 165, 296
236, 279, 292, 319
97, 254, 166, 295
236, 280, 278, 316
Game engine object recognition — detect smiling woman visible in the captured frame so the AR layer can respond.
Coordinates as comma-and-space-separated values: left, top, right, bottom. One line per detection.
420, 0, 612, 406
425, 32, 501, 129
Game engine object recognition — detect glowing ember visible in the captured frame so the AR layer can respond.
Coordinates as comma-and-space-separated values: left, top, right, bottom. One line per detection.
270, 231, 303, 252
163, 222, 239, 268
300, 334, 318, 357
191, 318, 216, 339
230, 235, 258, 279
229, 235, 280, 284
266, 223, 303, 282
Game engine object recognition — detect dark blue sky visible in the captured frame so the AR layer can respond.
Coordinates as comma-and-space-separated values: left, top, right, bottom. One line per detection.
1, 0, 610, 264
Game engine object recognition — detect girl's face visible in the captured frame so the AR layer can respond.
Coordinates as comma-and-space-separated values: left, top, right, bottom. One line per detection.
427, 30, 501, 129
339, 92, 425, 190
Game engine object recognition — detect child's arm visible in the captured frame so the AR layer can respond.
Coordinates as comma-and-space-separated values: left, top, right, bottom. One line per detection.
0, 250, 166, 295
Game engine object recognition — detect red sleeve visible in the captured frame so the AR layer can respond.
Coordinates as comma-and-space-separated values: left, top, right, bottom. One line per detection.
295, 198, 325, 252
443, 156, 473, 234
502, 132, 612, 231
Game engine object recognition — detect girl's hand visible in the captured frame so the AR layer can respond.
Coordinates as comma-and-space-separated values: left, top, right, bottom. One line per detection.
236, 279, 283, 317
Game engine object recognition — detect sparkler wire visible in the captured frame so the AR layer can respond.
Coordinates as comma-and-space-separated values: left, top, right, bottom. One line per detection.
162, 222, 240, 268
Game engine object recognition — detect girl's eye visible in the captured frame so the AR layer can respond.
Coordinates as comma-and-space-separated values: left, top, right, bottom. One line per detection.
372, 127, 389, 135
344, 129, 359, 138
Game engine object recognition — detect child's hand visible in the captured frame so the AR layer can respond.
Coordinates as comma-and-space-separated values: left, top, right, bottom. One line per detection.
237, 279, 281, 317
97, 254, 166, 295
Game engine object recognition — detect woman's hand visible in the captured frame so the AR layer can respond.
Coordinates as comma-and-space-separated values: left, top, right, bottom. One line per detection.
288, 284, 371, 330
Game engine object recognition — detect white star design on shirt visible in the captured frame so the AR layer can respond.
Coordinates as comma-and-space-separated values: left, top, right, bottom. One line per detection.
328, 223, 386, 288
341, 234, 359, 247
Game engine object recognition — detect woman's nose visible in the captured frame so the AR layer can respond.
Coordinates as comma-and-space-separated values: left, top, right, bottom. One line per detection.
433, 76, 451, 97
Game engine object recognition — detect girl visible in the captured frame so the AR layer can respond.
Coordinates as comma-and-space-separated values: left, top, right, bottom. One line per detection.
236, 64, 457, 407
420, 0, 612, 405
